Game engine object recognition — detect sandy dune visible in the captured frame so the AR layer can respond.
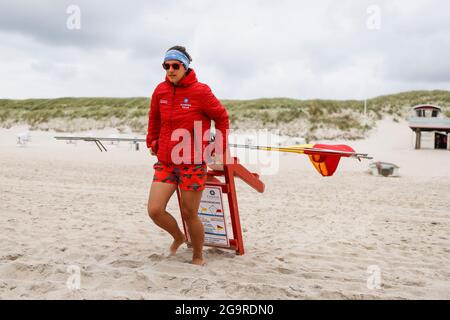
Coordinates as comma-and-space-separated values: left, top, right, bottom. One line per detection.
0, 120, 449, 299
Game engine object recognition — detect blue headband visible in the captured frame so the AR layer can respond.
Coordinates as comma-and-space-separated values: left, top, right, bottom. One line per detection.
164, 50, 190, 70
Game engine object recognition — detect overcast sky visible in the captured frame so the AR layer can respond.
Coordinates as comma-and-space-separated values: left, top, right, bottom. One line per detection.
1, 0, 449, 100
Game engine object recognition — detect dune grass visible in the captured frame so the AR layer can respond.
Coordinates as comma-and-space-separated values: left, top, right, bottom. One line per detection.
0, 97, 150, 132
1, 90, 449, 139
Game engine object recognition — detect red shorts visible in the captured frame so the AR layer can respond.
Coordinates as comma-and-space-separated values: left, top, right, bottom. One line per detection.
152, 161, 207, 191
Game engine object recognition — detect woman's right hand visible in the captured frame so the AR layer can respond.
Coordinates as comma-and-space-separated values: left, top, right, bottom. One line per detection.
150, 140, 158, 156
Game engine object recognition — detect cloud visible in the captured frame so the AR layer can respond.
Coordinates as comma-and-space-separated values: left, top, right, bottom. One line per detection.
0, 0, 449, 99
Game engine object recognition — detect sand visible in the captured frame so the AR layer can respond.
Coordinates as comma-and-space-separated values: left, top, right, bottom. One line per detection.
0, 119, 449, 299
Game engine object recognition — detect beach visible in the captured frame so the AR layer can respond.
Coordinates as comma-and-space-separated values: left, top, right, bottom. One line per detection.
0, 119, 449, 299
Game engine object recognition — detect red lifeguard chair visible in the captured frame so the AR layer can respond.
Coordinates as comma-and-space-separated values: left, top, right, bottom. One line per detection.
176, 157, 265, 255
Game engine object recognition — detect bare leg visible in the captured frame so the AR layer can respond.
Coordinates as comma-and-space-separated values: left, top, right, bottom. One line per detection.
180, 189, 205, 266
147, 182, 185, 255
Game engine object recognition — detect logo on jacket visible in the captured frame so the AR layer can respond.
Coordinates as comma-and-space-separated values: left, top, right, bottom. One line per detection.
160, 99, 168, 104
180, 97, 191, 109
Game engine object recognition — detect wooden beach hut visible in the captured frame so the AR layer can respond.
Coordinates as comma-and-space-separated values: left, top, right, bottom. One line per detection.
408, 105, 450, 150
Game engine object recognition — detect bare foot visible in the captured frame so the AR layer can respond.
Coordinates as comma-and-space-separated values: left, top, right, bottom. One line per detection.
169, 236, 186, 256
191, 257, 206, 266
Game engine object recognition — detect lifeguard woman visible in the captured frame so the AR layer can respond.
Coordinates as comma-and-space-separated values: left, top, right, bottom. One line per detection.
146, 46, 229, 265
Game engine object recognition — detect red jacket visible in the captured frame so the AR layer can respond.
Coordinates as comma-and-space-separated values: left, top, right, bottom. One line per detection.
146, 69, 229, 164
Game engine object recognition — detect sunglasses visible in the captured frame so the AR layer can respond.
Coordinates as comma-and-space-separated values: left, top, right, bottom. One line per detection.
162, 62, 183, 70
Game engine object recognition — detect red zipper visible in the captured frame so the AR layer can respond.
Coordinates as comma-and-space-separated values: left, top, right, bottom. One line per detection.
168, 85, 176, 162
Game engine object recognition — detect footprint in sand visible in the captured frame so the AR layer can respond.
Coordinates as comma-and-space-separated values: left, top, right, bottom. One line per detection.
148, 253, 165, 262
275, 267, 296, 275
110, 259, 145, 269
244, 261, 257, 267
2, 254, 22, 261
